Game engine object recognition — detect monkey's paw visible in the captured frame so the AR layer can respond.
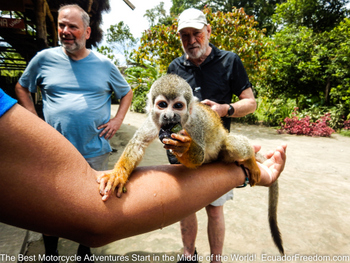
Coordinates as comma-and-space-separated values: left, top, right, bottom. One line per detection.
97, 170, 128, 201
242, 158, 261, 187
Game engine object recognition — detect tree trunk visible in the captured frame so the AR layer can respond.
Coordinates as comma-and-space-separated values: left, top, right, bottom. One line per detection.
35, 0, 48, 50
45, 1, 57, 46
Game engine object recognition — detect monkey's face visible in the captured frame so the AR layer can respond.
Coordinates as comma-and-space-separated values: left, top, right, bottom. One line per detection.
152, 94, 190, 129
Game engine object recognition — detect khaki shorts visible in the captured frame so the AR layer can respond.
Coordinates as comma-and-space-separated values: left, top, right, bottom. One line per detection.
85, 152, 110, 171
210, 190, 233, 206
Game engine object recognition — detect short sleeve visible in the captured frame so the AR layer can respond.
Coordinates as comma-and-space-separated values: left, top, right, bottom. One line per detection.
0, 88, 17, 117
109, 65, 131, 99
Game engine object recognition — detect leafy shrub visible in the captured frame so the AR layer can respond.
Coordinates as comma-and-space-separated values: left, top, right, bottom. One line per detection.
232, 113, 259, 125
254, 97, 296, 126
278, 108, 335, 137
124, 63, 162, 112
344, 119, 350, 130
131, 6, 267, 82
340, 118, 350, 137
297, 104, 348, 130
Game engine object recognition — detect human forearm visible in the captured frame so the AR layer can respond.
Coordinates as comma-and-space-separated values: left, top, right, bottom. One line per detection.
0, 104, 238, 246
14, 82, 37, 115
201, 93, 256, 118
0, 103, 285, 247
228, 87, 257, 117
229, 97, 257, 117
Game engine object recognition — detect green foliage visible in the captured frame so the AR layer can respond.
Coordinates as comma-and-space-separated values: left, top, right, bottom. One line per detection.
99, 21, 138, 65
298, 104, 348, 130
255, 97, 296, 126
124, 63, 163, 112
259, 26, 322, 102
205, 8, 267, 84
131, 7, 267, 85
325, 18, 350, 110
258, 18, 350, 118
129, 22, 182, 73
203, 0, 285, 35
105, 21, 138, 52
273, 0, 349, 32
170, 0, 203, 15
170, 0, 285, 35
340, 129, 350, 137
144, 2, 171, 26
125, 1, 350, 128
232, 113, 259, 124
96, 46, 120, 65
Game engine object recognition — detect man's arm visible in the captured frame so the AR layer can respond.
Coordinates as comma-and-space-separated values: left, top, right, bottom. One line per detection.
230, 87, 257, 117
0, 102, 286, 247
98, 89, 133, 139
15, 82, 38, 116
201, 87, 256, 118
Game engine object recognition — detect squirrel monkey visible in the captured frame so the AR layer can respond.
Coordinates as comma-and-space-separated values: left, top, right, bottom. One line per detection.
98, 74, 260, 198
98, 74, 283, 254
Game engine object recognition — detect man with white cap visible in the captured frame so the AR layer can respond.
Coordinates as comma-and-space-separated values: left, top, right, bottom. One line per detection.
167, 8, 257, 263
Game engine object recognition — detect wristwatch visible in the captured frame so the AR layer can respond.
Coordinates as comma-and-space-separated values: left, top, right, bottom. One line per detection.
226, 104, 235, 117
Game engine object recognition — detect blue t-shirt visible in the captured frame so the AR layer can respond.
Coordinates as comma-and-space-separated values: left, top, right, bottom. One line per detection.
19, 47, 131, 158
0, 88, 17, 117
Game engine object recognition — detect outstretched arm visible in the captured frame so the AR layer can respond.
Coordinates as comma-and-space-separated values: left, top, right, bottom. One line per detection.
0, 103, 286, 247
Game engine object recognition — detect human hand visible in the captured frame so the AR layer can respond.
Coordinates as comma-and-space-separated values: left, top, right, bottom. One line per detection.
256, 143, 287, 187
98, 118, 122, 139
162, 129, 192, 157
201, 99, 228, 117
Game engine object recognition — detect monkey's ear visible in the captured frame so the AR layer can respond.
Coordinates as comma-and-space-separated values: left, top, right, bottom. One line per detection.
189, 100, 195, 115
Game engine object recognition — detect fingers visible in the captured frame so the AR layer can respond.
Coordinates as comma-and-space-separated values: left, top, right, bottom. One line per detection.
97, 175, 110, 201
98, 121, 119, 139
172, 131, 191, 142
274, 144, 287, 171
99, 127, 116, 139
200, 99, 210, 104
162, 130, 191, 148
98, 124, 108, 138
200, 99, 214, 106
253, 144, 261, 153
162, 132, 191, 155
257, 144, 287, 186
265, 150, 274, 159
97, 174, 111, 201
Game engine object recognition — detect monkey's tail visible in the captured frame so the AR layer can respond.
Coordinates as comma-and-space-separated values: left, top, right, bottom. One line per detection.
268, 180, 284, 255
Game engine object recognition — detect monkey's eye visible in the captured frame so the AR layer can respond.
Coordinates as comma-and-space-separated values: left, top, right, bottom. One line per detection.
157, 101, 168, 108
173, 102, 184, 109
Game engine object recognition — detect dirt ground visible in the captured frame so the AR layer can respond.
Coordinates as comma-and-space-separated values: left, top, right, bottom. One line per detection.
23, 106, 350, 263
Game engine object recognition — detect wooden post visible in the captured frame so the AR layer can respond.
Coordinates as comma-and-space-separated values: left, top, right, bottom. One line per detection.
35, 0, 48, 49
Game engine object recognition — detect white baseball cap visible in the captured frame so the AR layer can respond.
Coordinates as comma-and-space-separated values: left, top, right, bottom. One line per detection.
177, 8, 208, 32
